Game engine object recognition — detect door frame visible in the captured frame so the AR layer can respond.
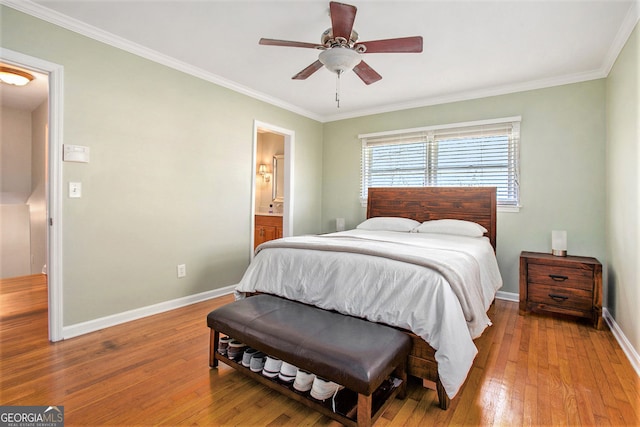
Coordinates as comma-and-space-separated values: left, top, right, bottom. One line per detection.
251, 120, 294, 259
1, 47, 64, 341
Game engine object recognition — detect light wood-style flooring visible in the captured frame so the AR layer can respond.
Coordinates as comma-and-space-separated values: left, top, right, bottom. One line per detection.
1, 275, 638, 426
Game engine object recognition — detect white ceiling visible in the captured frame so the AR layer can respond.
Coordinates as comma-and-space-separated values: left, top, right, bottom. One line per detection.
4, 0, 639, 121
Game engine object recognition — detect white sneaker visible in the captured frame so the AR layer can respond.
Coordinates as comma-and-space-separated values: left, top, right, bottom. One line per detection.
278, 361, 298, 383
293, 369, 315, 392
241, 348, 258, 367
249, 352, 267, 372
262, 356, 282, 378
310, 377, 344, 401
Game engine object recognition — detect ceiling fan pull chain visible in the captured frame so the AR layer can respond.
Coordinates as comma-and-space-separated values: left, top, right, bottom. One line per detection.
335, 71, 341, 108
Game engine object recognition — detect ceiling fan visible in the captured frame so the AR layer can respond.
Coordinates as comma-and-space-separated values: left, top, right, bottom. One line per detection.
259, 1, 423, 95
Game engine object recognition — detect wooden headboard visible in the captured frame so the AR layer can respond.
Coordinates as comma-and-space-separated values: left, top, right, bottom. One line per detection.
366, 187, 497, 250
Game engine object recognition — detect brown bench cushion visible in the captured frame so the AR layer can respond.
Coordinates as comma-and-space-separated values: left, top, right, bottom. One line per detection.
207, 294, 411, 395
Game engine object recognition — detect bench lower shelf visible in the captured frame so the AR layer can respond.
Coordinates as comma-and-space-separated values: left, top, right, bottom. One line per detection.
212, 351, 403, 427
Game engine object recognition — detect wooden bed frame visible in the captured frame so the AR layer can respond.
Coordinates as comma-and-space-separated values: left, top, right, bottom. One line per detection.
366, 186, 497, 410
247, 186, 497, 410
367, 187, 497, 251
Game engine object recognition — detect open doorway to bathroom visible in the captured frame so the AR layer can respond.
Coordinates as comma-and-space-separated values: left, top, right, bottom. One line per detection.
252, 121, 294, 258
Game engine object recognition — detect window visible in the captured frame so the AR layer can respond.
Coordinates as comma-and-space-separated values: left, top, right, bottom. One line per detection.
360, 117, 520, 209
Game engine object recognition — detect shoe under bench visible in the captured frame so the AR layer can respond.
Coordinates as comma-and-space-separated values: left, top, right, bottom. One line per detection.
207, 294, 412, 427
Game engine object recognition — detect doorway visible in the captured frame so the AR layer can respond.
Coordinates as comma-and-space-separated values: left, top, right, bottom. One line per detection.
251, 121, 294, 258
0, 48, 64, 341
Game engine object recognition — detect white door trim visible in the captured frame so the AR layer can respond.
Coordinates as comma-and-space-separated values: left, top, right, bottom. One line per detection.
251, 120, 294, 258
1, 47, 64, 342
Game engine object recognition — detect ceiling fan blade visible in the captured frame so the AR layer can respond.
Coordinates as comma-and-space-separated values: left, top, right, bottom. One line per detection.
292, 60, 324, 80
259, 38, 323, 49
353, 61, 382, 85
356, 36, 423, 53
330, 1, 357, 40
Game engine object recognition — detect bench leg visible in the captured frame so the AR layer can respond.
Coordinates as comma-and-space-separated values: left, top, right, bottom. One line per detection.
357, 393, 372, 427
394, 359, 408, 399
209, 329, 219, 368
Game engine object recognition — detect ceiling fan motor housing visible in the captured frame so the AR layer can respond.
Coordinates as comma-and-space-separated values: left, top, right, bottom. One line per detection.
321, 28, 359, 47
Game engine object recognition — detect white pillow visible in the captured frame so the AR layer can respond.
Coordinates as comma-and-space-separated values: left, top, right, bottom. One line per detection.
356, 217, 421, 232
415, 219, 488, 237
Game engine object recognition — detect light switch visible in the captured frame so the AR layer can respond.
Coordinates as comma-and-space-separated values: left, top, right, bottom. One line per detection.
69, 182, 82, 198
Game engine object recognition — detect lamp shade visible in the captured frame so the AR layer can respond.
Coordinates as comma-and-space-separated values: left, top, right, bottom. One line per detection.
319, 47, 361, 74
551, 230, 567, 256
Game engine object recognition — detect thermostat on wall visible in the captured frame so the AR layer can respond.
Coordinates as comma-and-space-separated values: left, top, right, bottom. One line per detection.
63, 144, 90, 163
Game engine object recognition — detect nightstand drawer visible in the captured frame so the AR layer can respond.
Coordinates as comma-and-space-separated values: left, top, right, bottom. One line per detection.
527, 283, 593, 312
527, 264, 593, 291
519, 251, 603, 329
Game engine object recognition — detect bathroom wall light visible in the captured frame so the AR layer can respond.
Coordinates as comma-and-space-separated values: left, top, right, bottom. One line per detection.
0, 66, 35, 86
258, 164, 271, 182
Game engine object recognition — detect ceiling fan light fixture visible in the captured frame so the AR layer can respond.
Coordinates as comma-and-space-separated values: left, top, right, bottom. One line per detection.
319, 47, 360, 75
0, 66, 35, 86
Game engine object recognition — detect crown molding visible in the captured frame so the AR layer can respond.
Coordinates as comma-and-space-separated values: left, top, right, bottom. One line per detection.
323, 0, 639, 122
0, 0, 324, 122
2, 0, 637, 124
601, 0, 640, 76
322, 68, 608, 122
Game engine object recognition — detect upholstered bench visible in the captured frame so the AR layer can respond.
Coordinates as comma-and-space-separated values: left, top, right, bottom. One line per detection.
207, 294, 412, 427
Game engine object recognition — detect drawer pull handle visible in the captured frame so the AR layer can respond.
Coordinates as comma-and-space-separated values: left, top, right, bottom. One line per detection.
548, 293, 569, 302
549, 274, 569, 282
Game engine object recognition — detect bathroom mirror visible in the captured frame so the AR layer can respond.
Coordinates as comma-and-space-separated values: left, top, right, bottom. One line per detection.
272, 154, 284, 202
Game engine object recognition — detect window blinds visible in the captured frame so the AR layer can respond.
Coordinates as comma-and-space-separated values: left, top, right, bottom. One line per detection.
360, 118, 520, 207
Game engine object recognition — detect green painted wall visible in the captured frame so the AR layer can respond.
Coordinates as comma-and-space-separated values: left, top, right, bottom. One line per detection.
322, 80, 607, 297
1, 6, 323, 325
606, 21, 640, 356
5, 5, 637, 363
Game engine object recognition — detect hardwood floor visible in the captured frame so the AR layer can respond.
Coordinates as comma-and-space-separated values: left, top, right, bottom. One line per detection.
0, 274, 47, 320
1, 275, 638, 426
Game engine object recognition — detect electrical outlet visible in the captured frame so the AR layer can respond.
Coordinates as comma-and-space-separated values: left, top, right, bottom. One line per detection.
177, 264, 186, 278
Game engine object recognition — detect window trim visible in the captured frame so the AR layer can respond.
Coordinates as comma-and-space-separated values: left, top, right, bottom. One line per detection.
359, 116, 522, 212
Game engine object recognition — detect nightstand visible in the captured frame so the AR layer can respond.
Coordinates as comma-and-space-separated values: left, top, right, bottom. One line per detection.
519, 251, 602, 329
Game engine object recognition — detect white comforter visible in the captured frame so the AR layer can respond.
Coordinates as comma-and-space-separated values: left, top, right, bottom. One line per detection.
234, 229, 503, 398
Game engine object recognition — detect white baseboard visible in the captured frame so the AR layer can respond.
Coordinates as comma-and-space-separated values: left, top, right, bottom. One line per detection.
60, 287, 640, 379
495, 290, 519, 302
60, 289, 519, 339
603, 307, 640, 378
62, 284, 236, 339
495, 292, 640, 378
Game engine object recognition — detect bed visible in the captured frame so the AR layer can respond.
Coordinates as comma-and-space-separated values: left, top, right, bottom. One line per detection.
235, 187, 501, 409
